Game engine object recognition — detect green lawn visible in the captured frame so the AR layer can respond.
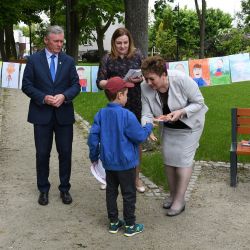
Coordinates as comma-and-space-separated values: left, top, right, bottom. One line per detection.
74, 81, 250, 190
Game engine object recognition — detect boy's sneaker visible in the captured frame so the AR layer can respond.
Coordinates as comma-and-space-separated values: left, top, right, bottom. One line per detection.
109, 219, 124, 234
124, 223, 144, 237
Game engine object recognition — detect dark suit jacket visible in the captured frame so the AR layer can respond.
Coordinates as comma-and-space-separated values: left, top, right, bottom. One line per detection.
22, 49, 80, 125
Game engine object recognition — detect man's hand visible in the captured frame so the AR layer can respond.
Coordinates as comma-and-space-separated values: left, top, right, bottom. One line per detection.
44, 95, 56, 106
53, 94, 65, 107
44, 94, 65, 107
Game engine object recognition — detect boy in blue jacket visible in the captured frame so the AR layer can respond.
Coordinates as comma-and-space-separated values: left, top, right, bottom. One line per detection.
88, 76, 153, 237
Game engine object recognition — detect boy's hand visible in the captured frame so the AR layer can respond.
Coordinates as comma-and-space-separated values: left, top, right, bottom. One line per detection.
149, 132, 158, 141
92, 161, 98, 166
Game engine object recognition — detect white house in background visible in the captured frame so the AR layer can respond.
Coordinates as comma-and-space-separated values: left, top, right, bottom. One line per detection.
14, 30, 30, 58
79, 19, 122, 56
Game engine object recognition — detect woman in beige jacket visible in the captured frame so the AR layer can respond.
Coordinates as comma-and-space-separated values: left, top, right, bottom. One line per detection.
141, 56, 208, 216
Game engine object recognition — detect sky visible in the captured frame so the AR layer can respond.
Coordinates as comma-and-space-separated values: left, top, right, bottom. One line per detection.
149, 0, 242, 16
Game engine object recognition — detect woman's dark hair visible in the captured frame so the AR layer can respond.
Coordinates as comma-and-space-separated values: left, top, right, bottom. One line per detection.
141, 56, 168, 76
110, 27, 136, 59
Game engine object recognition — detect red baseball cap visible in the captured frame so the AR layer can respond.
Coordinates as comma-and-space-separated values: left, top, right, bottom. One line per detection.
105, 76, 134, 94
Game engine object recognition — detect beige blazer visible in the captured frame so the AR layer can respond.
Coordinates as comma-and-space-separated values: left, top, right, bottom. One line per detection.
141, 69, 208, 131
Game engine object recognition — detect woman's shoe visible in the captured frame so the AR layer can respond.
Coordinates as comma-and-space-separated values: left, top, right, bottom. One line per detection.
136, 179, 146, 193
166, 205, 185, 217
100, 184, 107, 190
163, 199, 173, 209
136, 185, 146, 193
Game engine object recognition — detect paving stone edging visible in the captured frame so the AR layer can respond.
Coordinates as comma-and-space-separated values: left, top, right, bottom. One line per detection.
74, 112, 250, 202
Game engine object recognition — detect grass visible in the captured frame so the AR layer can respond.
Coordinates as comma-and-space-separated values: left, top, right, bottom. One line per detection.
196, 81, 250, 163
74, 81, 250, 190
74, 92, 108, 122
77, 62, 99, 66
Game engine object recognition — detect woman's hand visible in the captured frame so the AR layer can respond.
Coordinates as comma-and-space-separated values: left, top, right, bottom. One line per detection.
167, 109, 186, 122
99, 80, 108, 89
154, 115, 172, 122
128, 76, 143, 84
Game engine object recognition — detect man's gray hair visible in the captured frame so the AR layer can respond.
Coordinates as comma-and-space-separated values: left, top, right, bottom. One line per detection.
46, 25, 64, 37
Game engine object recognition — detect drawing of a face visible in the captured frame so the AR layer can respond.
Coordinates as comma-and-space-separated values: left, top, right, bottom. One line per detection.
6, 63, 15, 75
174, 63, 185, 73
216, 59, 223, 69
77, 67, 85, 79
193, 64, 202, 78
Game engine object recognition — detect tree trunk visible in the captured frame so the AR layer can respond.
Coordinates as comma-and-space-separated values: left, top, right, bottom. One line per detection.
0, 28, 7, 61
124, 0, 149, 57
5, 25, 17, 60
50, 4, 57, 25
194, 0, 206, 59
96, 17, 114, 60
65, 0, 80, 63
96, 29, 105, 61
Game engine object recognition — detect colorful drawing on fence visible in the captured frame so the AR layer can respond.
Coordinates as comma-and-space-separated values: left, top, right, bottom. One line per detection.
1, 62, 20, 89
19, 63, 26, 89
76, 66, 91, 92
0, 61, 2, 86
169, 61, 189, 75
189, 59, 211, 87
229, 53, 250, 83
209, 56, 231, 85
165, 62, 170, 70
91, 66, 99, 92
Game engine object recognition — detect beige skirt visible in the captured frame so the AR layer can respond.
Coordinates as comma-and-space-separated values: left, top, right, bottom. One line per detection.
161, 127, 203, 167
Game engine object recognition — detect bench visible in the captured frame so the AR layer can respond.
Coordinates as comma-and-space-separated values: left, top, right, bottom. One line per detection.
230, 108, 250, 187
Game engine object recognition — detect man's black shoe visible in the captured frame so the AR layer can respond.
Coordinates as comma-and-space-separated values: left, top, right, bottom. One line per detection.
38, 192, 49, 206
60, 191, 72, 204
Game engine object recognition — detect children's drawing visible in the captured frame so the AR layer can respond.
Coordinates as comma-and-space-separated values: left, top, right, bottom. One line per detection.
76, 66, 91, 92
209, 56, 231, 85
169, 61, 189, 75
1, 62, 20, 89
229, 53, 250, 83
189, 59, 211, 87
91, 66, 99, 92
19, 63, 26, 89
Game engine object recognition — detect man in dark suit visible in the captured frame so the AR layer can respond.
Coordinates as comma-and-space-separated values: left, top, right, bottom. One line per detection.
22, 25, 80, 206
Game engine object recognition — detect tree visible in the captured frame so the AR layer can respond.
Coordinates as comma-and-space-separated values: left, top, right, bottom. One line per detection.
63, 0, 123, 62
194, 0, 206, 58
0, 0, 49, 60
237, 0, 250, 32
149, 3, 233, 60
214, 28, 250, 55
124, 0, 149, 57
205, 9, 232, 56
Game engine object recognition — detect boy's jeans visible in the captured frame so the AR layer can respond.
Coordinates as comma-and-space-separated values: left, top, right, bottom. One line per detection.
106, 168, 136, 226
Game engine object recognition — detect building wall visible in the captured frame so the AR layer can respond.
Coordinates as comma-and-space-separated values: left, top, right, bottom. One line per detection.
79, 20, 123, 55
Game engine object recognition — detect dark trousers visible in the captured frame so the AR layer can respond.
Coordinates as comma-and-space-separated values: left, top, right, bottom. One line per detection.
106, 168, 136, 226
34, 113, 73, 193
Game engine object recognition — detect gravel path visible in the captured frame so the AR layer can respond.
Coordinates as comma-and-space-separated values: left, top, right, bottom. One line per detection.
0, 89, 250, 250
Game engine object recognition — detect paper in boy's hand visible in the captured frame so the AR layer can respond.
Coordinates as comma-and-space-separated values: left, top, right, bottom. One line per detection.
90, 160, 106, 185
124, 69, 142, 81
